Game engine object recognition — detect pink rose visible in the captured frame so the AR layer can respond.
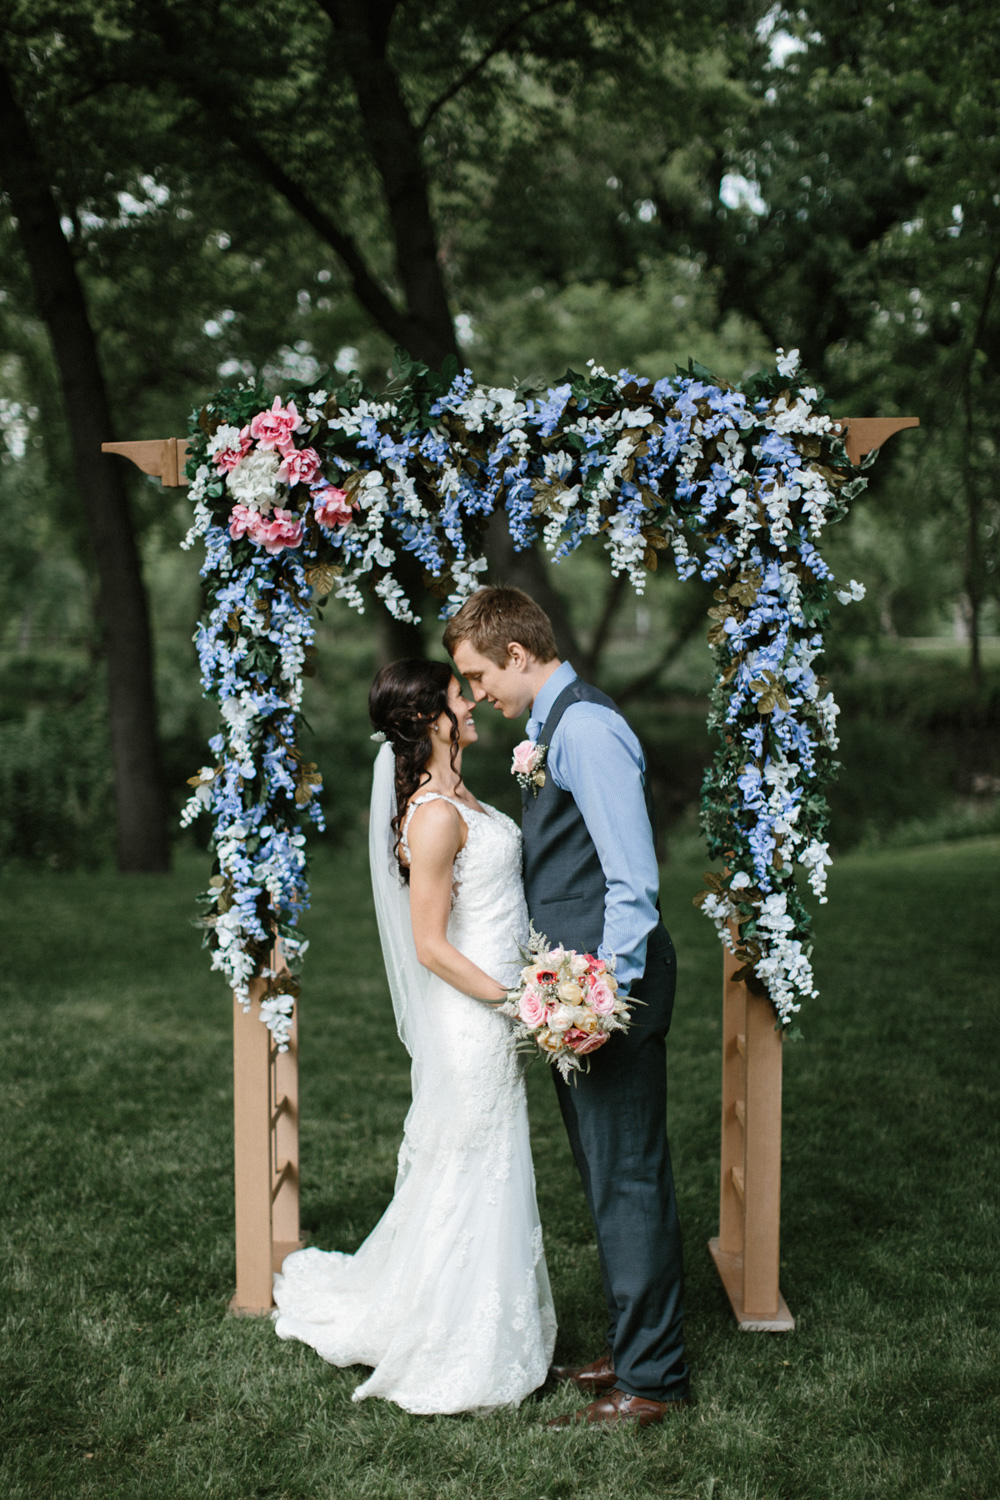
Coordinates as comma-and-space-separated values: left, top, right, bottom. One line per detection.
517, 987, 548, 1029
588, 978, 617, 1016
313, 482, 354, 529
257, 508, 304, 554
512, 740, 537, 776
566, 1028, 609, 1056
249, 397, 304, 451
276, 445, 321, 486
214, 427, 252, 473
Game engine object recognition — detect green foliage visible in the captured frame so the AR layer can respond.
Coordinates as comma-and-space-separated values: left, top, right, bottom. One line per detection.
0, 692, 114, 869
1, 839, 998, 1496
2, 0, 995, 873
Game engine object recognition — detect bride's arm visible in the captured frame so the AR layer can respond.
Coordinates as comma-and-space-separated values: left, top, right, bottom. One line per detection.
405, 799, 508, 1004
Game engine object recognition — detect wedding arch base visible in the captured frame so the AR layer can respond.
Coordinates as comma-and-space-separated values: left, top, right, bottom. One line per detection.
104, 390, 916, 1326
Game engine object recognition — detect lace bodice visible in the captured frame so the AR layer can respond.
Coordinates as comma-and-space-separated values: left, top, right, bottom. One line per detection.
400, 794, 528, 989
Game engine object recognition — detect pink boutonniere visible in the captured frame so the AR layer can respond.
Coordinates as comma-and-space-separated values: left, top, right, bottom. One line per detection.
511, 739, 548, 797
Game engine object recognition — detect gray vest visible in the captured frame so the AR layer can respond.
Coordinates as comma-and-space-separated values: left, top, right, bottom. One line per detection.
521, 678, 659, 956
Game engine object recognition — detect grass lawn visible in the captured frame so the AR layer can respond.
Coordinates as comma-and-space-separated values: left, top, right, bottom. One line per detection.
1, 836, 997, 1499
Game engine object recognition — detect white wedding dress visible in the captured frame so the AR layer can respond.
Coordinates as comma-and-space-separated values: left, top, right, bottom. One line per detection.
273, 761, 556, 1414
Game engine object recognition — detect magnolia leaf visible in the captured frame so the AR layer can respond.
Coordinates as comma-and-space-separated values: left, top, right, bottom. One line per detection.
707, 621, 728, 646
305, 563, 341, 598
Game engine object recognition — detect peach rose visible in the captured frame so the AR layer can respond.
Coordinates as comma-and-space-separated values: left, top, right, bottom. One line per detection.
557, 979, 584, 1004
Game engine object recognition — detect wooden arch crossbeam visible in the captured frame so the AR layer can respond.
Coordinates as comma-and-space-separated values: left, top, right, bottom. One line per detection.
103, 412, 918, 1325
101, 418, 920, 491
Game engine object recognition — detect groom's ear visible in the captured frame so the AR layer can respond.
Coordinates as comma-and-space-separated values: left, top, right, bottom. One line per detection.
506, 642, 530, 671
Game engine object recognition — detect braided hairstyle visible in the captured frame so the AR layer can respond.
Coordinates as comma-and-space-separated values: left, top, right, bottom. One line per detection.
369, 659, 461, 881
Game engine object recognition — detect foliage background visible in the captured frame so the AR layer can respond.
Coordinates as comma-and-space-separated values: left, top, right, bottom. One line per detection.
1, 0, 999, 869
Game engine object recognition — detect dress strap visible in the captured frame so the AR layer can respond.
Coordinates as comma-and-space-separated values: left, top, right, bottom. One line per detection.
400, 793, 469, 864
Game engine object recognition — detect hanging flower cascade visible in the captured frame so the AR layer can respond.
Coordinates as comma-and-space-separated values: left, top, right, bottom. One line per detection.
181, 349, 871, 1046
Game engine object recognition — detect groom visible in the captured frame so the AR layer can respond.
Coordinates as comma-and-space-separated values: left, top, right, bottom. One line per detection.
445, 586, 689, 1428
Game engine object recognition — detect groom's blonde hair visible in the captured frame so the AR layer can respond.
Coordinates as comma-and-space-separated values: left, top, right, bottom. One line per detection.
444, 586, 558, 667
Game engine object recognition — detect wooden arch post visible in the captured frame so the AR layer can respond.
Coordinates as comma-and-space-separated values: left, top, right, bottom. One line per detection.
706, 411, 919, 1332
103, 412, 918, 1319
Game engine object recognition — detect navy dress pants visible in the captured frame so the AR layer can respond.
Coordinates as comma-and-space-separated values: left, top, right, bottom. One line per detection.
553, 921, 689, 1401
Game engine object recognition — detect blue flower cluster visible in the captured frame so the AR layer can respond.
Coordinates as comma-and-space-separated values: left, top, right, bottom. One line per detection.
183, 355, 870, 1035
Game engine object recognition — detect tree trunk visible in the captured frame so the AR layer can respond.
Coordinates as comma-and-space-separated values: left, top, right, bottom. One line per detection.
482, 516, 581, 664
0, 64, 169, 872
318, 0, 460, 371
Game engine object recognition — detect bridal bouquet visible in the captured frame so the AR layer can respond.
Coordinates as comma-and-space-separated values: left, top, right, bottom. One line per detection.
501, 927, 635, 1082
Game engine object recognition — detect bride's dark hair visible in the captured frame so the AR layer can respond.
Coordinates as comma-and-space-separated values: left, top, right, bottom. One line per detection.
369, 659, 461, 880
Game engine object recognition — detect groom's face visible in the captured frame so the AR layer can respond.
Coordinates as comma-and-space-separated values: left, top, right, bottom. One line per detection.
451, 640, 534, 720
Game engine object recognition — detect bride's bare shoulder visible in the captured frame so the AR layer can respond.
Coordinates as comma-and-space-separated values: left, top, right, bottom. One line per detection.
403, 795, 466, 858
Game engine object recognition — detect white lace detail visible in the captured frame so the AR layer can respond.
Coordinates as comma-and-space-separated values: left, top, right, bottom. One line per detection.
273, 797, 556, 1413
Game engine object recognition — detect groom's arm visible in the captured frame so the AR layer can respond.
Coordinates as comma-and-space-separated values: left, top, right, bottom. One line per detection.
547, 704, 660, 988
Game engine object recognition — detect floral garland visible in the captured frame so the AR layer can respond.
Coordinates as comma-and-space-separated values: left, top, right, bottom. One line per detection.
181, 348, 870, 1046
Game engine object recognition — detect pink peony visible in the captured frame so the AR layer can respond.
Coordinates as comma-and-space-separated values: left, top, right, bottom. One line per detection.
566, 1028, 609, 1056
276, 445, 321, 486
588, 978, 617, 1016
517, 987, 549, 1029
228, 503, 257, 541
256, 508, 304, 554
249, 397, 303, 451
214, 427, 252, 473
511, 740, 538, 776
313, 482, 354, 529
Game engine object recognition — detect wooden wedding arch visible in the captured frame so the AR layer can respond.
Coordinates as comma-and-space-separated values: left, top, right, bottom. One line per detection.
106, 413, 917, 1328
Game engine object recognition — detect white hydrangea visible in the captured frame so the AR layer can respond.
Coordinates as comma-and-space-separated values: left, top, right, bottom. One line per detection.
227, 449, 281, 511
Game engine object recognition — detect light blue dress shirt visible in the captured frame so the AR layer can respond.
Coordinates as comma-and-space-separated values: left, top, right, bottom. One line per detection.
527, 662, 661, 989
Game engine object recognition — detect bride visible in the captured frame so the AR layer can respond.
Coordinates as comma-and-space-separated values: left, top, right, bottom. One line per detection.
273, 658, 556, 1413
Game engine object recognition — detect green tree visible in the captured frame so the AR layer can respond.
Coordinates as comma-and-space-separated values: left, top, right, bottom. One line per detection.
717, 0, 1000, 672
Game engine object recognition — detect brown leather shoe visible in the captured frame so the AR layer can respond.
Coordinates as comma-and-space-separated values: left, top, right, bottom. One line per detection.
546, 1387, 691, 1429
548, 1352, 617, 1394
